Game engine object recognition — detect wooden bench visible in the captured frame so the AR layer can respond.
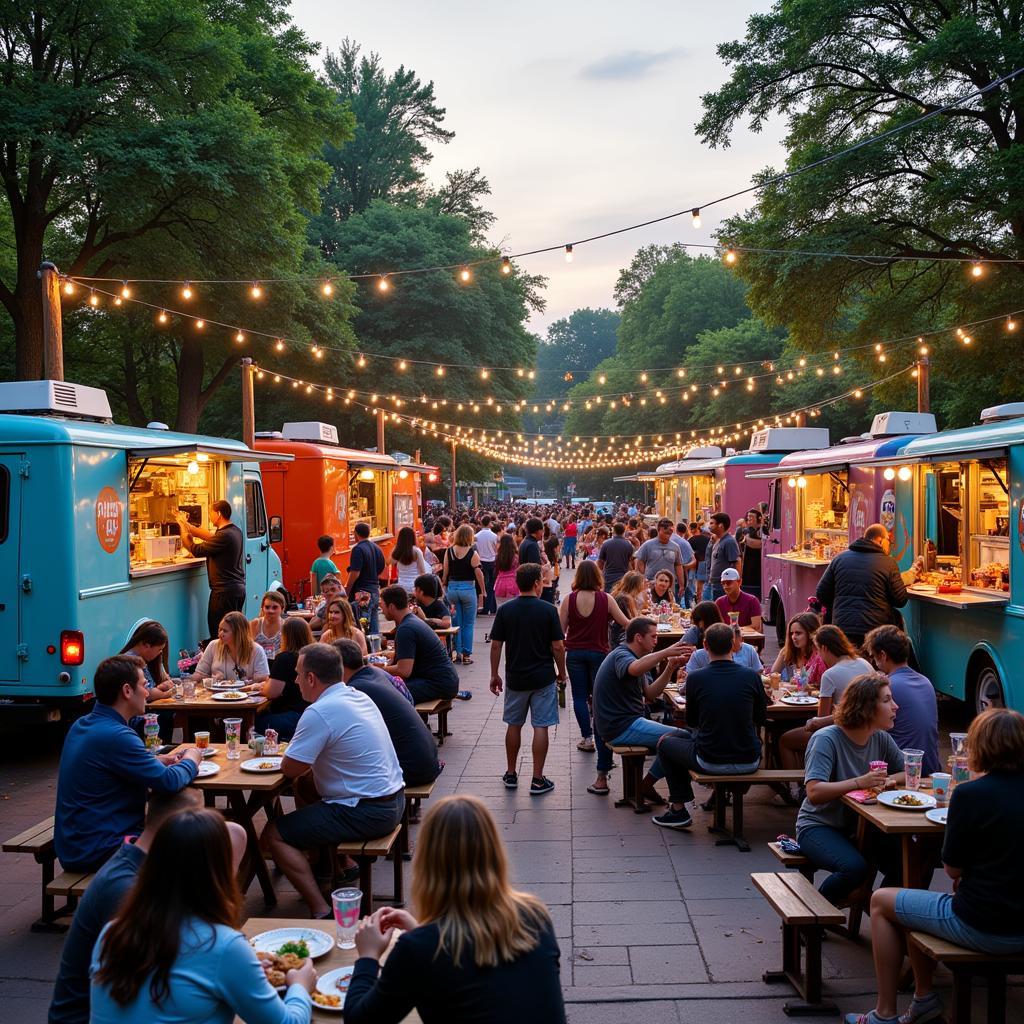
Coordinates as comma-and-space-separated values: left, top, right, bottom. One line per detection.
46, 869, 95, 900
399, 779, 437, 858
768, 841, 815, 881
908, 931, 1024, 1024
752, 871, 844, 1016
609, 746, 650, 813
689, 769, 804, 852
335, 824, 404, 917
2, 817, 73, 932
415, 699, 452, 746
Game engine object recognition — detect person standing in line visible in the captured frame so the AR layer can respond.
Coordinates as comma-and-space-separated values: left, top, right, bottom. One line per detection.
492, 534, 520, 609
706, 512, 742, 602
176, 499, 246, 639
518, 518, 544, 566
597, 522, 635, 591
489, 564, 567, 796
738, 508, 764, 600
442, 525, 486, 665
346, 522, 386, 636
475, 515, 499, 616
687, 522, 711, 606
309, 534, 339, 599
562, 516, 578, 569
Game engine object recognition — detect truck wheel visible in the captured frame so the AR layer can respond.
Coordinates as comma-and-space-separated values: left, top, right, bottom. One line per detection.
770, 593, 786, 647
972, 658, 1005, 716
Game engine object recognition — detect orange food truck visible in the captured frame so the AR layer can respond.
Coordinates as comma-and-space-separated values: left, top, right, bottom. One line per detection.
255, 422, 439, 599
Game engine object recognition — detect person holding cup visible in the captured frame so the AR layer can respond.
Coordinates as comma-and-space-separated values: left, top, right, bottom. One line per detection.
795, 673, 906, 905
847, 709, 1024, 1024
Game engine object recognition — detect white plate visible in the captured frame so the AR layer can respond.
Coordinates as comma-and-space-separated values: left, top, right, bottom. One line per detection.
315, 966, 354, 1010
780, 694, 818, 706
196, 761, 220, 778
925, 807, 948, 825
208, 681, 244, 690
212, 691, 248, 701
240, 757, 283, 773
201, 747, 217, 758
251, 926, 334, 960
877, 789, 937, 811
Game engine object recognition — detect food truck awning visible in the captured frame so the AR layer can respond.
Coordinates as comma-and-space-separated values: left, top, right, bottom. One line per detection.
613, 473, 659, 483
744, 436, 915, 479
342, 452, 401, 470
128, 441, 291, 463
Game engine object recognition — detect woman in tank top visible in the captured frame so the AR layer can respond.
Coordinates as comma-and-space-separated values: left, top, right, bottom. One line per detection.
249, 590, 285, 659
390, 526, 429, 594
442, 525, 486, 664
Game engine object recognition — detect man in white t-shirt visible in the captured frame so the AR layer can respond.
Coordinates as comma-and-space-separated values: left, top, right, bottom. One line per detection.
260, 642, 404, 917
475, 514, 499, 615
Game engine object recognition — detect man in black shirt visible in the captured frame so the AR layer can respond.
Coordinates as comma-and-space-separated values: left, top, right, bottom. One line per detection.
518, 517, 544, 566
489, 563, 566, 795
380, 585, 459, 702
177, 499, 246, 637
655, 622, 768, 829
336, 639, 441, 787
598, 522, 635, 590
412, 574, 452, 629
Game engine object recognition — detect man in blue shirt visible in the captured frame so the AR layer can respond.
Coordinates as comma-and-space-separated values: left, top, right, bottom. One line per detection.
54, 655, 201, 872
345, 521, 386, 634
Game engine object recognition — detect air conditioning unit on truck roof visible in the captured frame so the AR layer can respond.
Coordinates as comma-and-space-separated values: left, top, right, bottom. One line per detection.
0, 380, 112, 421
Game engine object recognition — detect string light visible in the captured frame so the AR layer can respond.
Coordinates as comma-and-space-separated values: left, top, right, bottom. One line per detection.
564, 244, 573, 263
181, 282, 193, 300
690, 208, 701, 229
275, 339, 285, 352
436, 366, 445, 376
120, 282, 131, 299
235, 331, 245, 343
89, 290, 99, 307
250, 282, 262, 299
1008, 318, 1018, 332
377, 276, 390, 293
195, 319, 205, 330
62, 280, 75, 296
724, 248, 737, 264
970, 262, 984, 278
501, 257, 512, 274
357, 354, 366, 367
459, 267, 471, 283
398, 359, 407, 371
157, 310, 168, 324
322, 280, 333, 296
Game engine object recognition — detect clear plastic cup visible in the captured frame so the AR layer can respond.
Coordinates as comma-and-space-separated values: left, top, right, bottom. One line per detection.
332, 887, 362, 948
182, 678, 196, 699
173, 680, 184, 700
930, 772, 951, 804
902, 749, 924, 791
194, 731, 210, 750
224, 718, 243, 760
729, 611, 741, 626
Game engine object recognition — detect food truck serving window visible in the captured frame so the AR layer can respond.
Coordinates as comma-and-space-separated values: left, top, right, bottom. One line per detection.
919, 459, 1009, 592
796, 472, 849, 557
349, 468, 389, 538
128, 456, 227, 571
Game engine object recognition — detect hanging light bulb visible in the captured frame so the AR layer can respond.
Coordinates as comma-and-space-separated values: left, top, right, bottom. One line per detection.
312, 345, 323, 359
357, 354, 366, 367
182, 282, 193, 300
398, 359, 407, 371
120, 282, 131, 299
724, 248, 737, 264
970, 261, 984, 278
62, 280, 75, 296
377, 275, 389, 292
321, 280, 333, 296
157, 310, 168, 324
88, 290, 99, 307
459, 267, 471, 283
195, 319, 205, 330
275, 339, 285, 352
480, 368, 490, 380
501, 257, 512, 274
1007, 318, 1018, 332
235, 331, 245, 343
436, 365, 445, 376
250, 282, 262, 299
598, 374, 606, 385
564, 244, 573, 263
113, 296, 122, 306
690, 208, 701, 228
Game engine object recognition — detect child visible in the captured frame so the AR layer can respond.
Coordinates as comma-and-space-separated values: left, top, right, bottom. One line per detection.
309, 534, 339, 597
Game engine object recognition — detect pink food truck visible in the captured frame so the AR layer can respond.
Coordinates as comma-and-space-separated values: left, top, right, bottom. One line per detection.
746, 412, 937, 643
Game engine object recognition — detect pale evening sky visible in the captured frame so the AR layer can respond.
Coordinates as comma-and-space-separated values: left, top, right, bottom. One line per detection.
290, 1, 786, 335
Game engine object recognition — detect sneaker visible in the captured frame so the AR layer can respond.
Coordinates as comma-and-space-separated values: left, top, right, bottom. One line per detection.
455, 690, 473, 701
530, 776, 555, 795
652, 806, 693, 829
502, 771, 518, 789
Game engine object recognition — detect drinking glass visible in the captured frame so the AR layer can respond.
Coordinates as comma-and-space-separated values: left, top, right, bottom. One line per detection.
224, 718, 243, 760
332, 888, 362, 948
902, 749, 924, 791
194, 731, 210, 750
729, 611, 741, 626
182, 678, 196, 699
173, 680, 184, 700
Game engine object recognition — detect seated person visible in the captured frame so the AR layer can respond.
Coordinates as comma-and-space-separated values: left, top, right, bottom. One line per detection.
656, 623, 769, 829
714, 568, 763, 631
344, 796, 566, 1024
192, 611, 270, 687
864, 625, 941, 776
684, 623, 762, 675
769, 611, 825, 688
55, 656, 201, 872
249, 589, 286, 659
260, 643, 405, 918
645, 570, 678, 612
335, 638, 441, 788
379, 585, 460, 703
119, 619, 174, 741
680, 600, 722, 646
412, 574, 452, 630
795, 673, 905, 905
319, 597, 368, 655
590, 618, 690, 801
49, 788, 246, 1024
252, 616, 313, 740
847, 709, 1024, 1024
310, 573, 345, 631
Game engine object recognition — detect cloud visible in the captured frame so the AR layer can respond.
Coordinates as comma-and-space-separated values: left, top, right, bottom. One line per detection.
580, 48, 685, 81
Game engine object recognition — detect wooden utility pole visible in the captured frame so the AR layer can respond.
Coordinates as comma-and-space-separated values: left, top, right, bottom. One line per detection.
450, 439, 457, 509
795, 411, 807, 428
376, 408, 386, 455
916, 355, 930, 413
39, 262, 64, 381
241, 358, 256, 449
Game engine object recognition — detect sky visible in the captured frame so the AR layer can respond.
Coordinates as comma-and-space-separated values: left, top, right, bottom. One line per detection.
289, 1, 786, 336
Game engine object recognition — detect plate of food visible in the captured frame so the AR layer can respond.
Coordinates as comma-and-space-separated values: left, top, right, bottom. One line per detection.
878, 790, 937, 811
315, 966, 354, 1012
925, 807, 948, 825
255, 949, 307, 992
208, 681, 245, 690
250, 928, 334, 960
212, 691, 248, 701
780, 693, 818, 706
195, 761, 220, 778
241, 757, 284, 773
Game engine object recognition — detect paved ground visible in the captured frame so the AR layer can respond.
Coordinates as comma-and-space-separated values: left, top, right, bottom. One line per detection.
1, 614, 1020, 1023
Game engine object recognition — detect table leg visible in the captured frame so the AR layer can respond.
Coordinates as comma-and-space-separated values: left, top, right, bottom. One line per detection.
226, 790, 278, 908
901, 836, 918, 889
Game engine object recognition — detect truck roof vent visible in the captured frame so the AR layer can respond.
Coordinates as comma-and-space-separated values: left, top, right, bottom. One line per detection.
146, 421, 169, 431
0, 380, 112, 421
868, 411, 937, 437
255, 430, 283, 439
980, 403, 1024, 423
281, 421, 339, 444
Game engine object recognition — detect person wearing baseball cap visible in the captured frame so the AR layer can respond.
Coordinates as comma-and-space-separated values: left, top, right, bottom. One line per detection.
715, 568, 762, 633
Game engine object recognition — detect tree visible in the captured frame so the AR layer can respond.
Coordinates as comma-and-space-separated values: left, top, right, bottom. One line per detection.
697, 1, 1024, 425
613, 243, 687, 308
426, 167, 497, 242
0, 0, 353, 385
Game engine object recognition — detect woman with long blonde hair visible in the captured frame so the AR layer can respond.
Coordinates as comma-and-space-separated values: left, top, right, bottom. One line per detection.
608, 571, 646, 647
345, 795, 566, 1023
192, 611, 269, 685
319, 597, 367, 654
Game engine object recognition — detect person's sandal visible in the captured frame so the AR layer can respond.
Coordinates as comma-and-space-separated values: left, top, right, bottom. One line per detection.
577, 738, 596, 752
587, 782, 610, 795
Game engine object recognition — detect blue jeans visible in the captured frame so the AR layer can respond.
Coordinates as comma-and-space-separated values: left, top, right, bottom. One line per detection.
895, 890, 1024, 955
355, 585, 380, 635
447, 581, 477, 656
797, 824, 902, 905
480, 561, 496, 614
599, 717, 686, 777
566, 649, 605, 741
708, 583, 725, 601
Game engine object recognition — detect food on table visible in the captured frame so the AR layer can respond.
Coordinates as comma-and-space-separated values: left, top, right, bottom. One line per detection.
257, 761, 278, 770
218, 691, 246, 699
256, 949, 306, 988
313, 992, 342, 1007
893, 793, 924, 806
276, 939, 309, 958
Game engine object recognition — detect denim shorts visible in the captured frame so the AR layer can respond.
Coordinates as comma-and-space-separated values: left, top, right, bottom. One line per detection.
503, 683, 559, 727
895, 889, 1024, 955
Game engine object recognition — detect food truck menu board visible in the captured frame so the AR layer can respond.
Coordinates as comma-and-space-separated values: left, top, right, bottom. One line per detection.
795, 472, 849, 558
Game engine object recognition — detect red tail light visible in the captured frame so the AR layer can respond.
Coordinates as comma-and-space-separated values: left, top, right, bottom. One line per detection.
61, 630, 85, 665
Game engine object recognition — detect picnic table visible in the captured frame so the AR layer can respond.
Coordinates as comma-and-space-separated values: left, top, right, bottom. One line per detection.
653, 624, 765, 652
237, 917, 422, 1022
191, 743, 287, 907
150, 689, 268, 740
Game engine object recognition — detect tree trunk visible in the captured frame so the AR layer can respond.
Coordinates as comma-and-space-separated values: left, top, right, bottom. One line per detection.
13, 228, 47, 380
175, 335, 205, 433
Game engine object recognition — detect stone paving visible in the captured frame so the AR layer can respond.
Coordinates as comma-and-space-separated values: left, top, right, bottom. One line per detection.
1, 614, 1021, 1023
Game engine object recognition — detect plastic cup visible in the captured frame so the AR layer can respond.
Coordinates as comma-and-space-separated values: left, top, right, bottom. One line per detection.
173, 680, 184, 700
194, 731, 210, 750
868, 760, 888, 795
224, 718, 242, 760
949, 732, 967, 757
182, 678, 196, 699
729, 611, 741, 626
331, 888, 362, 948
203, 677, 216, 691
902, 749, 924, 791
251, 735, 266, 756
930, 772, 951, 804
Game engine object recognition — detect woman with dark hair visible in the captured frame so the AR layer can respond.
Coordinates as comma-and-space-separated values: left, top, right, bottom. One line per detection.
769, 611, 826, 689
562, 515, 578, 569
846, 709, 1024, 1024
253, 616, 313, 740
120, 621, 175, 738
390, 526, 429, 594
90, 808, 315, 1022
681, 600, 722, 647
795, 673, 905, 906
493, 534, 520, 608
647, 570, 677, 612
344, 795, 565, 1024
542, 533, 560, 604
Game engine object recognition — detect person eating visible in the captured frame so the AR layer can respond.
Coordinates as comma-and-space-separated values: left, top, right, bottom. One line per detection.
319, 598, 368, 655
646, 570, 678, 612
191, 611, 270, 687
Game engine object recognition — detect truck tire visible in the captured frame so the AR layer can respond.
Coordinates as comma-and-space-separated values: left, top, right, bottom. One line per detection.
770, 592, 786, 647
971, 656, 1005, 716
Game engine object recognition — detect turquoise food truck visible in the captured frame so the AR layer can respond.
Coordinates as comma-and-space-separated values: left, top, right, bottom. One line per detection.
884, 403, 1024, 715
0, 381, 285, 722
